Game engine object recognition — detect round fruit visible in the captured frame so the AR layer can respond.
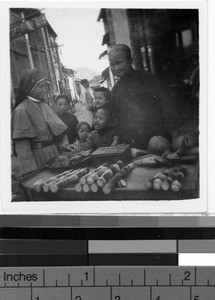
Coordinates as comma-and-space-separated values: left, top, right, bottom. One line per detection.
148, 136, 171, 155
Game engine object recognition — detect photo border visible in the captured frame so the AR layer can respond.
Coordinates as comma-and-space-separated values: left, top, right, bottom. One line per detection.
0, 0, 210, 215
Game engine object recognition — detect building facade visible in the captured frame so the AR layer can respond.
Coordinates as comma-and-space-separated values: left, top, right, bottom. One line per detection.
10, 8, 77, 109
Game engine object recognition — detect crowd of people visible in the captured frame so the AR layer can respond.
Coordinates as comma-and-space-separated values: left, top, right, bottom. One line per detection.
11, 44, 198, 199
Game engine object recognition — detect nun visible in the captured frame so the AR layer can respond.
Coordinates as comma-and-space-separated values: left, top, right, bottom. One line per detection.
11, 69, 71, 176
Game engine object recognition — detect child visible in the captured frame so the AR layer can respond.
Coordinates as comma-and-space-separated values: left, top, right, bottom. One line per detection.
73, 122, 91, 151
55, 94, 79, 144
93, 87, 112, 110
84, 107, 118, 150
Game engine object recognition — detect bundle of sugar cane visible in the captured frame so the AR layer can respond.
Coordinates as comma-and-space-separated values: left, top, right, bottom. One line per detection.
49, 167, 89, 193
103, 162, 134, 195
97, 160, 124, 188
163, 167, 187, 192
75, 170, 96, 192
90, 182, 99, 193
47, 169, 81, 193
75, 164, 108, 193
87, 166, 108, 185
43, 169, 78, 193
142, 166, 187, 192
160, 169, 179, 191
81, 166, 108, 193
141, 171, 166, 191
142, 178, 154, 191
153, 172, 167, 190
32, 169, 73, 193
89, 162, 123, 193
171, 170, 186, 192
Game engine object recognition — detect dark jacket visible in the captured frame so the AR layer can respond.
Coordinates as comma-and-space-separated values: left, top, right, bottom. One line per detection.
57, 112, 79, 144
84, 127, 115, 150
111, 69, 182, 149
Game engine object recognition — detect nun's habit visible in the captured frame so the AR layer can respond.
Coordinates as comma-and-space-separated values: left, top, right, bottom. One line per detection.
11, 69, 68, 175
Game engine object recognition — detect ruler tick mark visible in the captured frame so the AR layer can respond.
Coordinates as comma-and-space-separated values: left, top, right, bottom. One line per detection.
81, 279, 83, 287
156, 279, 159, 286
43, 269, 45, 287
169, 274, 172, 286
30, 283, 33, 300
119, 274, 121, 286
207, 279, 210, 286
68, 274, 70, 286
93, 267, 95, 286
106, 279, 109, 286
195, 267, 197, 286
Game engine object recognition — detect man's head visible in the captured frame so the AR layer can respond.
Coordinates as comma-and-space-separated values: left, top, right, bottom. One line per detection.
108, 44, 133, 78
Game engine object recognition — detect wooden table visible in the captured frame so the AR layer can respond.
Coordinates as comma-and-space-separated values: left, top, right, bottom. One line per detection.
20, 162, 199, 202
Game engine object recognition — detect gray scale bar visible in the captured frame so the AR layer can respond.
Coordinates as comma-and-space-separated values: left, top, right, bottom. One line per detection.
178, 240, 215, 253
0, 239, 88, 254
1, 216, 215, 227
89, 240, 176, 253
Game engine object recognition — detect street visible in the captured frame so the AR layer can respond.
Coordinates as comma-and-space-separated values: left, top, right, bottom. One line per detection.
74, 102, 94, 127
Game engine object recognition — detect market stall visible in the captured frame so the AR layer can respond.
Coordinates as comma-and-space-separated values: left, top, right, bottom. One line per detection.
18, 145, 199, 202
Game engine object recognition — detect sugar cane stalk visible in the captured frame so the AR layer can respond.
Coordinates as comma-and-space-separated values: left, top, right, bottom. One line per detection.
50, 168, 89, 193
103, 163, 134, 195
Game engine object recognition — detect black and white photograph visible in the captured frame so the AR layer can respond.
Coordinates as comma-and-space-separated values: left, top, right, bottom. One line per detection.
0, 1, 209, 214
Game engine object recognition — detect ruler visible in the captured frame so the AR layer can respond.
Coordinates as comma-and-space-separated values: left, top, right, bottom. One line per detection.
0, 266, 215, 300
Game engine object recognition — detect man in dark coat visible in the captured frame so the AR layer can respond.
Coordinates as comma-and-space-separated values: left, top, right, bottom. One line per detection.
109, 44, 182, 150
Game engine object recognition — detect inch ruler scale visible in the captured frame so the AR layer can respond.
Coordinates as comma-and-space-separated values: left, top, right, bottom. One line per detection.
0, 266, 215, 300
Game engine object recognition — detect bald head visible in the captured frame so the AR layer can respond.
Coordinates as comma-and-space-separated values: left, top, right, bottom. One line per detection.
109, 44, 132, 61
108, 44, 133, 78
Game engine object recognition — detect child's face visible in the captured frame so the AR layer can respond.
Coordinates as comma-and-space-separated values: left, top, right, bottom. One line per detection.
56, 98, 69, 115
93, 109, 109, 130
94, 91, 107, 108
78, 125, 90, 142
